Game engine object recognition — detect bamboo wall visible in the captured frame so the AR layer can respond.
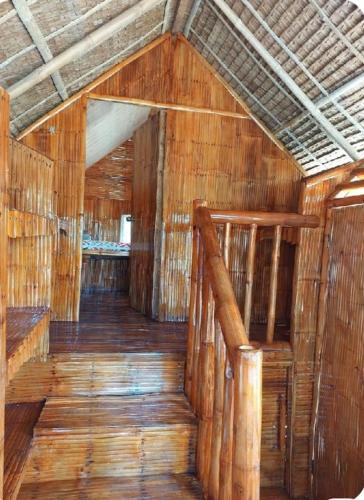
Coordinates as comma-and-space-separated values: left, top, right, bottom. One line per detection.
289, 169, 350, 498
312, 205, 364, 500
130, 113, 160, 316
18, 34, 300, 321
0, 86, 9, 497
21, 99, 86, 320
8, 139, 54, 307
158, 110, 301, 321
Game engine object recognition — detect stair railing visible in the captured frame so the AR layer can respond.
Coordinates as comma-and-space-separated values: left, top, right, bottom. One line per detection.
185, 200, 319, 499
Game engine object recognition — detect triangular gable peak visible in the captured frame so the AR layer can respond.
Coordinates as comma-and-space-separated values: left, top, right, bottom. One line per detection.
18, 34, 302, 174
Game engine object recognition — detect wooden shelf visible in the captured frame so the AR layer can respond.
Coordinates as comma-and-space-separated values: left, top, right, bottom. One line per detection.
8, 209, 56, 238
7, 307, 50, 382
4, 402, 43, 500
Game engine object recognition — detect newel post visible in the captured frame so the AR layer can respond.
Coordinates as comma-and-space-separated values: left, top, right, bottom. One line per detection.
186, 199, 207, 403
232, 346, 262, 499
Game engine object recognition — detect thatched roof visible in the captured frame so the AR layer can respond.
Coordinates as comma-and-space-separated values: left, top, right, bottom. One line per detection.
0, 0, 363, 174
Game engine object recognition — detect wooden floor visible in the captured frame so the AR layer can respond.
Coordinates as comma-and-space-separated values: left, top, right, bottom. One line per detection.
50, 292, 187, 353
18, 474, 203, 499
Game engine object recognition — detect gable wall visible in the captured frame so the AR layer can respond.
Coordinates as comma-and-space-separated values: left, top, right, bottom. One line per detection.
19, 34, 302, 324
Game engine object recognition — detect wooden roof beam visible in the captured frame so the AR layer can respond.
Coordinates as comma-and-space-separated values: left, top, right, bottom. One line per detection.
8, 0, 163, 100
212, 0, 360, 162
12, 0, 68, 101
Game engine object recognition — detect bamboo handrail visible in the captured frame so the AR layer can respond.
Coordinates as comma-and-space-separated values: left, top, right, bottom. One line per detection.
209, 209, 319, 227
186, 200, 320, 499
195, 205, 249, 353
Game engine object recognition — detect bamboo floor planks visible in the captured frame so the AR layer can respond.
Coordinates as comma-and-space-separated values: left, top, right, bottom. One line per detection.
4, 402, 44, 499
50, 292, 187, 354
18, 473, 204, 499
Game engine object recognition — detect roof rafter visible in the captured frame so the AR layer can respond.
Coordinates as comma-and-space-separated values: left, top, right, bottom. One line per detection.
237, 0, 364, 149
12, 0, 68, 101
211, 0, 360, 161
8, 0, 163, 100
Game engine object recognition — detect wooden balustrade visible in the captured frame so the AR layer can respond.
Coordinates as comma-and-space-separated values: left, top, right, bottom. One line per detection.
186, 200, 320, 499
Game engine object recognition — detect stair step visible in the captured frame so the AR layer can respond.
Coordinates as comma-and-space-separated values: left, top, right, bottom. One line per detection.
18, 473, 203, 499
4, 402, 43, 500
23, 394, 197, 483
7, 352, 185, 402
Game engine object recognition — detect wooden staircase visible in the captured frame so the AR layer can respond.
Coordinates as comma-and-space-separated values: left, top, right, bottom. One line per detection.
17, 393, 200, 498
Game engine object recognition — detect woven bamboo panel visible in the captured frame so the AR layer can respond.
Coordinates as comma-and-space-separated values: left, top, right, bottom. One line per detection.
21, 99, 86, 321
85, 140, 133, 200
130, 113, 160, 316
289, 170, 350, 498
313, 205, 364, 500
8, 138, 55, 308
0, 87, 9, 496
9, 139, 54, 217
158, 110, 301, 321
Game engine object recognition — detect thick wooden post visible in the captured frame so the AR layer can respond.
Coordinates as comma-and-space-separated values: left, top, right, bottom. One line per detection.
232, 347, 262, 500
266, 225, 282, 343
0, 87, 9, 497
244, 224, 257, 338
186, 200, 206, 399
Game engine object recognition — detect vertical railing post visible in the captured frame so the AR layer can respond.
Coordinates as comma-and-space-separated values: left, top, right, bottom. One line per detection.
189, 200, 207, 410
219, 358, 234, 500
232, 346, 262, 499
196, 270, 215, 493
266, 225, 282, 343
223, 222, 231, 265
244, 224, 257, 338
208, 319, 226, 498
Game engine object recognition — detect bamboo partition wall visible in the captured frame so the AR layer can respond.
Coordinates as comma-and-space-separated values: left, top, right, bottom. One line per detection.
289, 166, 354, 498
0, 86, 9, 497
130, 113, 160, 316
21, 98, 86, 320
8, 139, 54, 307
312, 204, 364, 500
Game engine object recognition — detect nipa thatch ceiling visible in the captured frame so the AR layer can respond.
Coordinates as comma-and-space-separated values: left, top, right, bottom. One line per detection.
0, 0, 363, 175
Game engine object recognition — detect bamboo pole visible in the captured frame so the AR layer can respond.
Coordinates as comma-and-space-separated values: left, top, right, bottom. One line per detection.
208, 319, 226, 499
232, 346, 262, 500
219, 359, 234, 500
195, 206, 249, 355
244, 224, 257, 338
186, 200, 206, 400
88, 93, 249, 120
196, 274, 215, 494
191, 229, 204, 411
223, 222, 231, 267
310, 207, 333, 491
266, 225, 282, 344
209, 209, 319, 228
